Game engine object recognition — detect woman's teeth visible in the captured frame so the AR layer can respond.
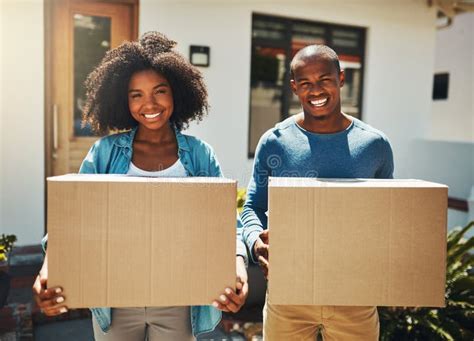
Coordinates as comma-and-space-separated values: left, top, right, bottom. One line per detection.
143, 112, 162, 119
310, 98, 328, 107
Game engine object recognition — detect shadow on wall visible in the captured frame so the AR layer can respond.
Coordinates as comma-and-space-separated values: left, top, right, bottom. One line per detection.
408, 138, 473, 233
408, 139, 473, 198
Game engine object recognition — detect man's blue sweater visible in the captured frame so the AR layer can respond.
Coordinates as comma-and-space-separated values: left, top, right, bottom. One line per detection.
241, 115, 394, 262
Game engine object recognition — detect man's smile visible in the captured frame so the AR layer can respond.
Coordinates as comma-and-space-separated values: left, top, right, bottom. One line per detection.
309, 97, 329, 107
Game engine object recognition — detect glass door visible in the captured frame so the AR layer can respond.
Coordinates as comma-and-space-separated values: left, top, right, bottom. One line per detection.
46, 0, 138, 175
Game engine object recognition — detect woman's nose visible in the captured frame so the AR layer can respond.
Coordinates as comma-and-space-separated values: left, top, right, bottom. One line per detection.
144, 95, 158, 108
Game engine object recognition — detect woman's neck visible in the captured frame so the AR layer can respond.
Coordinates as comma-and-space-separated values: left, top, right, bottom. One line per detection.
134, 123, 175, 144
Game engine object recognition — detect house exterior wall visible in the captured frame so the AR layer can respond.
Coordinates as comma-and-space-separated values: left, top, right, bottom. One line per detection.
139, 0, 438, 184
424, 11, 474, 228
431, 12, 473, 143
0, 0, 45, 245
140, 0, 473, 229
409, 139, 473, 229
0, 0, 471, 245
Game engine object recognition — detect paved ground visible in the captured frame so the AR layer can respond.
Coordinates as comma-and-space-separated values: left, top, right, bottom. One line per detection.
0, 245, 264, 340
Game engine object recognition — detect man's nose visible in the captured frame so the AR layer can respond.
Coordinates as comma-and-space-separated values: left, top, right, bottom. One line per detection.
308, 82, 323, 94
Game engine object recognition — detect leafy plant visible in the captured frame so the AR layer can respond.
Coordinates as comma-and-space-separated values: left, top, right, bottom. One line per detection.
237, 188, 247, 214
0, 234, 17, 263
379, 221, 474, 341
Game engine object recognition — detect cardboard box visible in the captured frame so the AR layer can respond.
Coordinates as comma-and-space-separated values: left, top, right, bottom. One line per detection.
47, 174, 236, 308
268, 178, 447, 307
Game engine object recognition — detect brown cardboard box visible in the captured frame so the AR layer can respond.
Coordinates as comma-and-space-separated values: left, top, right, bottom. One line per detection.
268, 177, 447, 307
47, 174, 236, 308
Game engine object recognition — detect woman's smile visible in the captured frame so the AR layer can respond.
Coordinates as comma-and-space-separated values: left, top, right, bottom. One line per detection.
128, 69, 174, 131
142, 112, 163, 120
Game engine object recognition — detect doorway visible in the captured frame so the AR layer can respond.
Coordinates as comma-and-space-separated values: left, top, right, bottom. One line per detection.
45, 0, 138, 176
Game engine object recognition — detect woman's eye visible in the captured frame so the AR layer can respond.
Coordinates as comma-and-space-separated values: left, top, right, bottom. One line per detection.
130, 93, 141, 99
155, 89, 166, 95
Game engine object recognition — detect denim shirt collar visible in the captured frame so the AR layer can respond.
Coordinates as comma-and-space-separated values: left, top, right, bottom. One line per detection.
111, 125, 193, 175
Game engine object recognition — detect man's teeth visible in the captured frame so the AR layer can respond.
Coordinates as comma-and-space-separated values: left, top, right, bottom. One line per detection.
310, 98, 328, 107
143, 112, 162, 119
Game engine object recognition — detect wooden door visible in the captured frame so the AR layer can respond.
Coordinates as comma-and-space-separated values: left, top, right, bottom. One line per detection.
45, 0, 138, 176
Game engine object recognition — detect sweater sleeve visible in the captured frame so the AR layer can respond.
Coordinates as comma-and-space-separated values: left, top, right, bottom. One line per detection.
206, 143, 249, 267
375, 137, 394, 179
240, 134, 272, 263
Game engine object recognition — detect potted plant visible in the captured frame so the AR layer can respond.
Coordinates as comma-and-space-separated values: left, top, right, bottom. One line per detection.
379, 221, 474, 340
0, 234, 17, 308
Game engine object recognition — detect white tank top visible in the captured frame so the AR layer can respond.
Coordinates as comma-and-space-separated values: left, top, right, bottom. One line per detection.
126, 159, 188, 177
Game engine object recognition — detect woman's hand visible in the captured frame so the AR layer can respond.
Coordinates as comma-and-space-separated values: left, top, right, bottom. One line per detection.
212, 256, 248, 313
32, 253, 68, 316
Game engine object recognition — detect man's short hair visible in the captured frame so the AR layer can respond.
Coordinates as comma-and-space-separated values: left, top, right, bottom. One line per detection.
290, 45, 341, 79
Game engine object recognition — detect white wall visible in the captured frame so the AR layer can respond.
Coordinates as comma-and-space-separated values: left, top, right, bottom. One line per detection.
408, 139, 473, 229
140, 0, 438, 188
0, 0, 45, 245
431, 12, 474, 143
421, 12, 474, 228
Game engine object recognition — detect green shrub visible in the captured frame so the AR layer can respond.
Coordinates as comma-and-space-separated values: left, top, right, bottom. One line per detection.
237, 188, 247, 214
0, 234, 17, 263
379, 221, 474, 341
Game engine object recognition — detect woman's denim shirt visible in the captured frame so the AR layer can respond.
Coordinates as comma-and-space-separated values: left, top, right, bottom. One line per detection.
43, 126, 248, 337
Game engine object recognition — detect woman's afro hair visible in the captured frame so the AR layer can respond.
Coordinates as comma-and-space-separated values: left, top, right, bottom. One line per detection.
82, 31, 208, 134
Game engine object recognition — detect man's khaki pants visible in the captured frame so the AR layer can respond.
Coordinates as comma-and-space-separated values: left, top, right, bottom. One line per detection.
263, 302, 379, 341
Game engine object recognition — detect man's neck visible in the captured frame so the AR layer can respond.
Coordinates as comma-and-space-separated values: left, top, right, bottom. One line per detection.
297, 111, 352, 134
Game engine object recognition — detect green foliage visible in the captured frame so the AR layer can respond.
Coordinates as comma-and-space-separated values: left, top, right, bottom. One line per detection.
379, 221, 474, 341
237, 188, 247, 214
0, 234, 17, 263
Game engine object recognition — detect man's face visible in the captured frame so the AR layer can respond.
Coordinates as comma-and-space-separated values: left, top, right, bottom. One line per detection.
290, 56, 344, 120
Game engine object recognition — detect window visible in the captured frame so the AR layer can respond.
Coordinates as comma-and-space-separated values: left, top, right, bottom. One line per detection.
248, 14, 366, 157
432, 73, 449, 100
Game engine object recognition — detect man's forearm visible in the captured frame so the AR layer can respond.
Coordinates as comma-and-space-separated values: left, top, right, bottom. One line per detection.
241, 205, 267, 263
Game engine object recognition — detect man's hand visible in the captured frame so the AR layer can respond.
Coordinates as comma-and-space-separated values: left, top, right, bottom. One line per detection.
212, 256, 248, 313
32, 254, 68, 317
254, 229, 269, 278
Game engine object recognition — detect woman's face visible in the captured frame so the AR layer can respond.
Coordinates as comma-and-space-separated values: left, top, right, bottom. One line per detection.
128, 69, 174, 131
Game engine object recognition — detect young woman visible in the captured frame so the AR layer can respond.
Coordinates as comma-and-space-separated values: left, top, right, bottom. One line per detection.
33, 32, 248, 340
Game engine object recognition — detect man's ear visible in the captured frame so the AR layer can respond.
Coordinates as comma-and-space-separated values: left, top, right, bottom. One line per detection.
290, 79, 297, 94
339, 70, 345, 87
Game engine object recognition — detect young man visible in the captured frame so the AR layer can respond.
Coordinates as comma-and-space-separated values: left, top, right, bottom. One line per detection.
241, 45, 393, 340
